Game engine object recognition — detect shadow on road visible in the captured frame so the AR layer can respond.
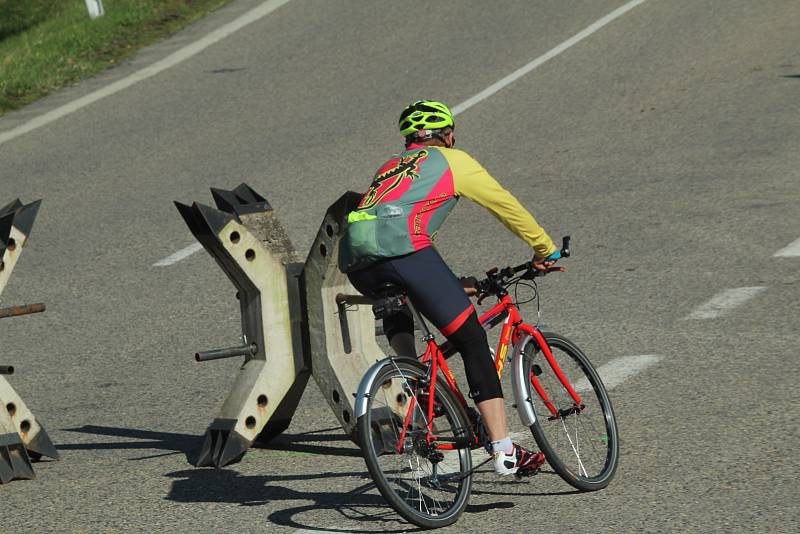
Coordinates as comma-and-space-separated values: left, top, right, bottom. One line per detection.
58, 424, 360, 464
60, 425, 575, 531
164, 467, 511, 532
165, 467, 415, 532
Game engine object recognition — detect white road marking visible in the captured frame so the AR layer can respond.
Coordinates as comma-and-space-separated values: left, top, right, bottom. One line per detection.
451, 0, 650, 115
0, 0, 294, 147
774, 237, 800, 257
685, 286, 767, 320
573, 354, 662, 392
152, 242, 204, 266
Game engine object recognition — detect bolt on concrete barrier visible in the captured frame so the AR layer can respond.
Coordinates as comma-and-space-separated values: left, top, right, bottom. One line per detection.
176, 185, 310, 467
301, 192, 386, 437
0, 199, 59, 483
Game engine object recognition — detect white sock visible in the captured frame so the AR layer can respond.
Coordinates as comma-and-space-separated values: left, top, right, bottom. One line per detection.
491, 436, 513, 455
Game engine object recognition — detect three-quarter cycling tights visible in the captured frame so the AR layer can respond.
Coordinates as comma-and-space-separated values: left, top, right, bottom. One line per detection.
347, 246, 502, 403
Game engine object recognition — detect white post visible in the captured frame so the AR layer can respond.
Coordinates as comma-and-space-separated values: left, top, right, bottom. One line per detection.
84, 0, 105, 19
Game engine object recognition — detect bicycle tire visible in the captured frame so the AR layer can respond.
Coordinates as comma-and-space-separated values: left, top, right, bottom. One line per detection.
520, 332, 619, 491
356, 358, 473, 528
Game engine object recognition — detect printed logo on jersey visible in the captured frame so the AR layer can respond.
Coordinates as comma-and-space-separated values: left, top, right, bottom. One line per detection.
358, 150, 429, 210
412, 193, 447, 235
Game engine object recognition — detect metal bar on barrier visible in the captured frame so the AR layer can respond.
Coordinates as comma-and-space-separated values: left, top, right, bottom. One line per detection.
335, 294, 374, 355
0, 303, 45, 320
195, 343, 257, 362
0, 366, 13, 375
335, 294, 373, 306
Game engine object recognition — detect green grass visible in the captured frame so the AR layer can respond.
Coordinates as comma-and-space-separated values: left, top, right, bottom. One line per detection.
0, 0, 233, 115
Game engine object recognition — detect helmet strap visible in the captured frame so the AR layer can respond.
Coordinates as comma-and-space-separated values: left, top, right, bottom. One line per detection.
404, 128, 454, 148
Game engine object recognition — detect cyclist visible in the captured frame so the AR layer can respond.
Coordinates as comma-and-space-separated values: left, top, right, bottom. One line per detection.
339, 99, 561, 475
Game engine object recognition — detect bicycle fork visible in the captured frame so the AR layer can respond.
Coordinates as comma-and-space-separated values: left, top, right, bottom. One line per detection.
511, 330, 583, 426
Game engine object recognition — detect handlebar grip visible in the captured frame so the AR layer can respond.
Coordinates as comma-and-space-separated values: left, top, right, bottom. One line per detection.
561, 235, 571, 257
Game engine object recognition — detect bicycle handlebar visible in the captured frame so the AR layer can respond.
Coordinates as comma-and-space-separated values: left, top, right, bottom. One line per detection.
475, 236, 571, 296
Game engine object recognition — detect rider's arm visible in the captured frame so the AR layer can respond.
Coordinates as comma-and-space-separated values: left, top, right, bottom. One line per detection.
441, 148, 558, 259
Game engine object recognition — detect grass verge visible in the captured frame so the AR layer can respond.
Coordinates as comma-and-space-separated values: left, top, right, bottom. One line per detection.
0, 0, 233, 115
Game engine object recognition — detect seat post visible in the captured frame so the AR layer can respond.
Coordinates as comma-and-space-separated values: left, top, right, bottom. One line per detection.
405, 298, 434, 341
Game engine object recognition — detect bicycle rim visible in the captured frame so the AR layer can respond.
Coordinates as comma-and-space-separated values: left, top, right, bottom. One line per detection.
523, 333, 619, 491
356, 359, 473, 528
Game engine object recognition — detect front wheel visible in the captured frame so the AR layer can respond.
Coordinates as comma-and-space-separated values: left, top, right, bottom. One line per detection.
356, 358, 473, 529
520, 332, 619, 491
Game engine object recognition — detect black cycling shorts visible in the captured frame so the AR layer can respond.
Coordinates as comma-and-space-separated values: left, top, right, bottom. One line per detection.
347, 246, 503, 403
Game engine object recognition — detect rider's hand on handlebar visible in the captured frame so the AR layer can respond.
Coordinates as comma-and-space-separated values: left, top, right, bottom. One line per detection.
459, 276, 479, 297
532, 250, 565, 274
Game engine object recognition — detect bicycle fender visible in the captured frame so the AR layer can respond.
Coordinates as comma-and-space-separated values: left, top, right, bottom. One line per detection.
354, 357, 396, 418
511, 334, 538, 427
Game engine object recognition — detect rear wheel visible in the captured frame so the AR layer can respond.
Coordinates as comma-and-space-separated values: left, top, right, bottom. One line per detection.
356, 359, 473, 528
520, 332, 619, 491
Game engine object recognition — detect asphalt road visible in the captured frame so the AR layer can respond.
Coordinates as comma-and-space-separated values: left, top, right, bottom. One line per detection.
1, 0, 798, 532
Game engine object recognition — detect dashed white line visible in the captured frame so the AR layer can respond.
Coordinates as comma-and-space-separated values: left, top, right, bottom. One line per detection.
152, 242, 204, 267
774, 237, 800, 257
574, 354, 662, 392
0, 0, 294, 147
685, 286, 767, 320
451, 0, 650, 115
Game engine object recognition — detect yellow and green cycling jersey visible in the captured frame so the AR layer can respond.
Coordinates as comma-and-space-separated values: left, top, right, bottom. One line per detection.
339, 144, 556, 272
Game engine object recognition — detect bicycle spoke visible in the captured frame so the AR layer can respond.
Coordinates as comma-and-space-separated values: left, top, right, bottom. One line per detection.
559, 413, 588, 477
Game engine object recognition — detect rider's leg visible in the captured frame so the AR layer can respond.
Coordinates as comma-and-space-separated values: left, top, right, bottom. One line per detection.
384, 310, 417, 358
475, 398, 508, 443
441, 313, 507, 440
383, 250, 510, 438
348, 261, 417, 358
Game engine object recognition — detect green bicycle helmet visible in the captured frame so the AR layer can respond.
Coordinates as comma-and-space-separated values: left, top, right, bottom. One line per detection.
398, 100, 455, 137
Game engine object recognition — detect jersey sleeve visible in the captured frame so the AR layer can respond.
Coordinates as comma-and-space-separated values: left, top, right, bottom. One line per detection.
442, 148, 557, 258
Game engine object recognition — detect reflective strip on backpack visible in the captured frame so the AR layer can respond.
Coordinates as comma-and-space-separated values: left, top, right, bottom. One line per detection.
347, 211, 377, 223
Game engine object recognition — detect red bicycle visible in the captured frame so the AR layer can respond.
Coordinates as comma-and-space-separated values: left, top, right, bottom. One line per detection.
354, 237, 619, 528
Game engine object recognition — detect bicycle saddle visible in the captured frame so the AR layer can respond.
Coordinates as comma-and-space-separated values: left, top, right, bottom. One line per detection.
372, 283, 407, 319
375, 282, 405, 298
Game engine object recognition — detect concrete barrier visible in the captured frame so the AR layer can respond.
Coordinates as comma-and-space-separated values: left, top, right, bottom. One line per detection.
0, 199, 40, 295
175, 185, 309, 467
0, 375, 59, 462
301, 192, 386, 437
0, 199, 59, 483
0, 393, 33, 484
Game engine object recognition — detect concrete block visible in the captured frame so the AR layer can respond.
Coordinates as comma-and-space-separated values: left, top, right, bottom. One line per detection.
0, 199, 58, 469
0, 403, 34, 484
175, 184, 309, 467
302, 192, 386, 436
0, 199, 40, 298
0, 375, 59, 461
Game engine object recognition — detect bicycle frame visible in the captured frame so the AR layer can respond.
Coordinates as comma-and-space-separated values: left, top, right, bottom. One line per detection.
397, 294, 584, 452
